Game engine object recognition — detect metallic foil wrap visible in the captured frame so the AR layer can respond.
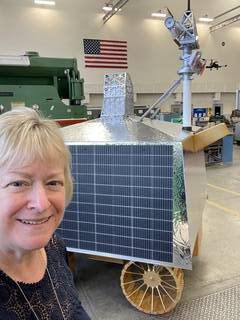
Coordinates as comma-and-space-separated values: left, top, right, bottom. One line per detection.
61, 73, 206, 270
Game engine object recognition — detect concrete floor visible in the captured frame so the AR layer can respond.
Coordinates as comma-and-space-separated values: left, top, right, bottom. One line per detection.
74, 145, 240, 320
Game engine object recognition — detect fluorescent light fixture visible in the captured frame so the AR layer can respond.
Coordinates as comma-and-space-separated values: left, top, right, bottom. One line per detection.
199, 16, 214, 22
103, 4, 122, 12
34, 0, 55, 6
103, 5, 113, 11
151, 12, 166, 18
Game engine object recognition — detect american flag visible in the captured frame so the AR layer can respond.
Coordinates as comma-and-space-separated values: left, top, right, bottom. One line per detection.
83, 39, 128, 69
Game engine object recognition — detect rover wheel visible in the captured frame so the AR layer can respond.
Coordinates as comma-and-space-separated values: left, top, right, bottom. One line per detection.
120, 261, 184, 315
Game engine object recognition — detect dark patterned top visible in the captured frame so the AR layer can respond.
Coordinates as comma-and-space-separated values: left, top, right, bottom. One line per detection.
0, 235, 91, 320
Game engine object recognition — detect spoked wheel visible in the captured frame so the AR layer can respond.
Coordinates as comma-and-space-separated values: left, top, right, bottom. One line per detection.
120, 261, 184, 315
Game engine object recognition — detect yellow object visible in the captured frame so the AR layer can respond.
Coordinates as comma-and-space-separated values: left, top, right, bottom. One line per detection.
183, 123, 230, 152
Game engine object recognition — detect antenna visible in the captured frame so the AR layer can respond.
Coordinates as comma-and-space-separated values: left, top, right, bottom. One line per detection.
187, 0, 191, 11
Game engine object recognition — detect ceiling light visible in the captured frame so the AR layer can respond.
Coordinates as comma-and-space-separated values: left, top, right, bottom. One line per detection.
103, 4, 122, 12
103, 5, 113, 12
199, 16, 214, 22
151, 11, 166, 18
34, 0, 55, 5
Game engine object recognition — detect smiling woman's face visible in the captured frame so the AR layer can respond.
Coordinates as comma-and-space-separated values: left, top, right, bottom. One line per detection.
0, 158, 66, 255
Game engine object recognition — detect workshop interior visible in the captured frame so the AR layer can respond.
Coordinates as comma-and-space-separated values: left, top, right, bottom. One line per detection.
0, 0, 240, 319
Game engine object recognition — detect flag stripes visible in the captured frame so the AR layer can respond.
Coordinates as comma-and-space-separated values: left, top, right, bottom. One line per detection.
83, 39, 128, 69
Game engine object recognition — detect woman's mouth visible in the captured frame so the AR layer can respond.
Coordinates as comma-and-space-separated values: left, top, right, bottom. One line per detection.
17, 217, 51, 225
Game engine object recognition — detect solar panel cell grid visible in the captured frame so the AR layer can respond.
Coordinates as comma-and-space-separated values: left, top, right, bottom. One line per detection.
58, 143, 174, 264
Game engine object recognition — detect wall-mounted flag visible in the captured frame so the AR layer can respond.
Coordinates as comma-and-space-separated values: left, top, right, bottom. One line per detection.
83, 39, 128, 69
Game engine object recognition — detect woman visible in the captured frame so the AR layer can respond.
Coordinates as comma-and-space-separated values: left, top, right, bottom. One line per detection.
0, 107, 90, 319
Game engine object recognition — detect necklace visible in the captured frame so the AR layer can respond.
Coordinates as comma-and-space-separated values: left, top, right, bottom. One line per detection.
13, 260, 66, 320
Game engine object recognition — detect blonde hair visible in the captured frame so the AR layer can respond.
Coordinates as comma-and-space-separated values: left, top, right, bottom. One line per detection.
0, 107, 73, 204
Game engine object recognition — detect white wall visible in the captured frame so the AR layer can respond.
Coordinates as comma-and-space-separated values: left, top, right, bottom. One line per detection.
0, 0, 239, 113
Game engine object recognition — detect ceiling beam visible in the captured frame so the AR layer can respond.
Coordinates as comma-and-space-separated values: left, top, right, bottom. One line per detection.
210, 5, 240, 32
210, 13, 240, 32
103, 0, 130, 24
214, 5, 240, 19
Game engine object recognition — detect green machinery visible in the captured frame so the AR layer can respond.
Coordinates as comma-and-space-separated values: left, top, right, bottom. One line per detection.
0, 52, 87, 125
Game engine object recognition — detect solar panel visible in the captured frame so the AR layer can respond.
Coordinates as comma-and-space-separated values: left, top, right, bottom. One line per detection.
58, 143, 175, 265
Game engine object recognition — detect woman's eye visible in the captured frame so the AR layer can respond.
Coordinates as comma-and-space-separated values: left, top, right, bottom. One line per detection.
10, 181, 27, 187
6, 181, 30, 191
47, 180, 64, 189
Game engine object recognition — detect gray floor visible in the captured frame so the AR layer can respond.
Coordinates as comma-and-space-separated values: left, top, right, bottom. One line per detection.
74, 145, 240, 320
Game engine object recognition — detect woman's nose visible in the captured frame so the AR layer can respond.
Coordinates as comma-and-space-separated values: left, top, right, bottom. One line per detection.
27, 184, 51, 212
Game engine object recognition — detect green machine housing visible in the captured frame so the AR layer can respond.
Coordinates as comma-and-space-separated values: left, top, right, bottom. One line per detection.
0, 52, 87, 125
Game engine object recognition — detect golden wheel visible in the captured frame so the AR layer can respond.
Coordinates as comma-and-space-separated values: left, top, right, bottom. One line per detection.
120, 261, 184, 315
